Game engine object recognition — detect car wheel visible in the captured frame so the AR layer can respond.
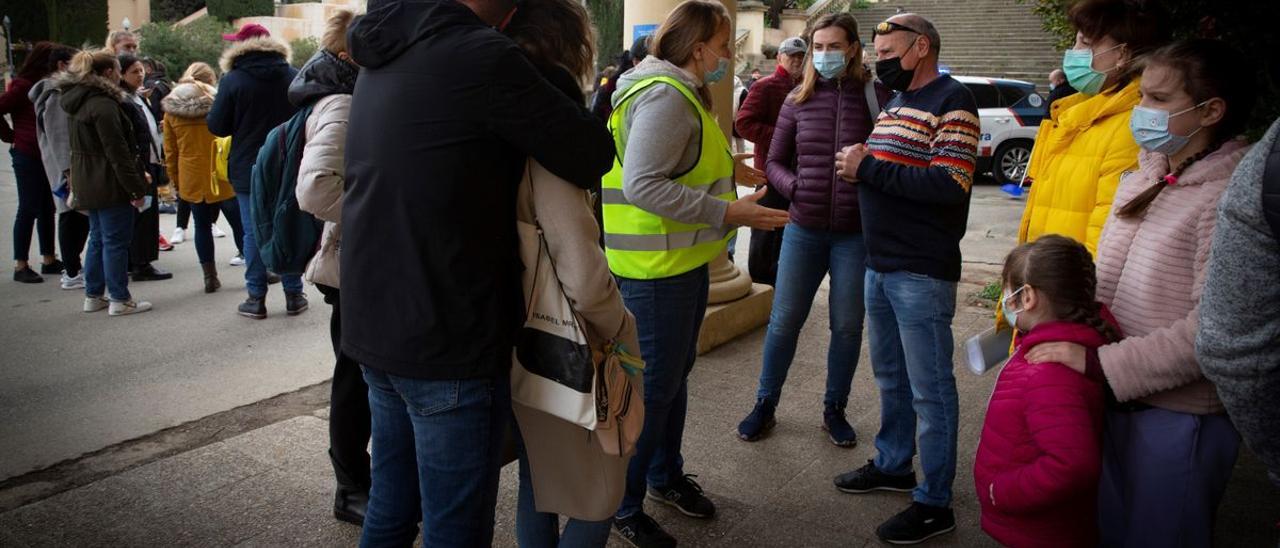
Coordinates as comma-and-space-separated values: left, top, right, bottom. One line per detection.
993, 140, 1033, 186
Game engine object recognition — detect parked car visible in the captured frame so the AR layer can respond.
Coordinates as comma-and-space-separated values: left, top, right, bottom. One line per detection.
953, 75, 1047, 186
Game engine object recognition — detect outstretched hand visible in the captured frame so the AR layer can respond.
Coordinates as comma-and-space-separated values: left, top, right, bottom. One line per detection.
733, 153, 766, 187
724, 188, 789, 231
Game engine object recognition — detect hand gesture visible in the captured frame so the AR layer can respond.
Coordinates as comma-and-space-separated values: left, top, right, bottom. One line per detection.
724, 188, 789, 231
733, 153, 766, 187
1025, 342, 1087, 375
835, 144, 870, 183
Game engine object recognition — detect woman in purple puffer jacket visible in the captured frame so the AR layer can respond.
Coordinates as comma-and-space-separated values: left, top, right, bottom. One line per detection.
737, 12, 890, 446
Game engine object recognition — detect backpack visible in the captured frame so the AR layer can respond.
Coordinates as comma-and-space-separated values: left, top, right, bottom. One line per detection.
250, 104, 320, 276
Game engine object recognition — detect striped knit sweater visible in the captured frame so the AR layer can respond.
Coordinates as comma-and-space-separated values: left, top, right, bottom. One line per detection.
855, 74, 980, 281
1095, 139, 1251, 415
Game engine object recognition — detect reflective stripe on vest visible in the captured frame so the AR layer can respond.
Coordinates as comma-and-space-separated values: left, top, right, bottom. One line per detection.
602, 76, 736, 280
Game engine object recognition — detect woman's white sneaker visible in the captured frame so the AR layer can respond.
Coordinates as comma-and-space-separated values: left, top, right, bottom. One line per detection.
229, 254, 245, 266
212, 224, 228, 238
61, 272, 85, 290
109, 299, 153, 316
171, 227, 186, 244
83, 295, 109, 313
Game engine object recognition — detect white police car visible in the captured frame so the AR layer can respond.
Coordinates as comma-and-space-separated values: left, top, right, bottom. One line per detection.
953, 76, 1047, 186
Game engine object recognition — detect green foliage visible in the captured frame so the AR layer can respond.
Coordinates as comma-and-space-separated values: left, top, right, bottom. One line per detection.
136, 17, 232, 80
1020, 0, 1280, 138
289, 36, 318, 69
205, 0, 274, 21
152, 0, 207, 22
978, 280, 1002, 303
586, 0, 623, 71
22, 0, 110, 48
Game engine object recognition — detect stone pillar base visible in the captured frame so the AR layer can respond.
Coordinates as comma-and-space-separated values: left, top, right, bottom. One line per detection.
697, 283, 774, 355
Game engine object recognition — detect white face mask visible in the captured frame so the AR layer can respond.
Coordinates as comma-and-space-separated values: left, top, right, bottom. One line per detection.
1000, 285, 1028, 330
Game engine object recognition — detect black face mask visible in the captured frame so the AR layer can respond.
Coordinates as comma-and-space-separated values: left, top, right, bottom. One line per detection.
875, 45, 917, 92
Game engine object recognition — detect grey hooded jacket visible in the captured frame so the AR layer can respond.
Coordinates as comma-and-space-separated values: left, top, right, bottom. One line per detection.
1197, 117, 1280, 483
29, 77, 73, 213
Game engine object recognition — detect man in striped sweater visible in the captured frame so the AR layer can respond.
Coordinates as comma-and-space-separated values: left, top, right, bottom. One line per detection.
830, 13, 980, 545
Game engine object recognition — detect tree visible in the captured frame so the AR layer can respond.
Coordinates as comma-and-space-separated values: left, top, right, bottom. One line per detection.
586, 0, 622, 71
135, 16, 232, 78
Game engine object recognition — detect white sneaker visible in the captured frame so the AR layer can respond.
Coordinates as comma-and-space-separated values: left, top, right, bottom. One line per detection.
109, 299, 153, 316
61, 272, 85, 290
171, 227, 186, 244
230, 254, 245, 266
212, 224, 228, 239
83, 295, 109, 313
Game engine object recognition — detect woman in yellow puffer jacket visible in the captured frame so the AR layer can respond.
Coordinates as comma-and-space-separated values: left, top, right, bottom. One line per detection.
1019, 0, 1170, 255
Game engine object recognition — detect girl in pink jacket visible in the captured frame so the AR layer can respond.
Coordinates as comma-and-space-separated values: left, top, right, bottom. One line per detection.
1025, 39, 1256, 546
975, 235, 1119, 548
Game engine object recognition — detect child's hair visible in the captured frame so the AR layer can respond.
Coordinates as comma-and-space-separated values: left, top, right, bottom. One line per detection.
1001, 235, 1121, 343
1117, 39, 1258, 218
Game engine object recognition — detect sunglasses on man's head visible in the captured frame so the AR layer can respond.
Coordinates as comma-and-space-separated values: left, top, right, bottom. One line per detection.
873, 21, 923, 38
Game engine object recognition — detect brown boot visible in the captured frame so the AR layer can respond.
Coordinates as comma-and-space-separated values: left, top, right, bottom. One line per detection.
201, 262, 221, 293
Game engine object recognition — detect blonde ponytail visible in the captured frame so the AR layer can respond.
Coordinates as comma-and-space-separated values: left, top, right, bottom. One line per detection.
67, 49, 119, 79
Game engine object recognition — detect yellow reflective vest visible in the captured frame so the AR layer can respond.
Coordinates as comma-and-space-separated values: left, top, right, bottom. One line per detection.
602, 76, 736, 280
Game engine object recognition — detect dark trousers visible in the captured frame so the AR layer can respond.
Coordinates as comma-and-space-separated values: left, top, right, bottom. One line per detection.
176, 198, 190, 230
190, 199, 243, 264
320, 285, 372, 489
59, 211, 90, 277
11, 149, 55, 262
129, 184, 159, 268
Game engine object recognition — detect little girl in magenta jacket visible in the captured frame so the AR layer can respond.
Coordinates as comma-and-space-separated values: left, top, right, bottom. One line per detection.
974, 235, 1120, 547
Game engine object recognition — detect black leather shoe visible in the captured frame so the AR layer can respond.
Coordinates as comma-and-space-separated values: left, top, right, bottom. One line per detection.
285, 293, 309, 316
238, 296, 267, 319
131, 263, 173, 282
267, 272, 281, 285
40, 259, 65, 275
333, 485, 368, 526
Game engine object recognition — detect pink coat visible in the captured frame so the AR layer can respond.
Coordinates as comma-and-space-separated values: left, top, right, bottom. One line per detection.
975, 321, 1107, 548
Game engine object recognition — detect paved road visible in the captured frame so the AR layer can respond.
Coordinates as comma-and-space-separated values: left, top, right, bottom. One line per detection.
0, 155, 1026, 481
0, 162, 334, 481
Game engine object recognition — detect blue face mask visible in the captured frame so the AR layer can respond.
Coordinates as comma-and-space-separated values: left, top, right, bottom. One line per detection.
1000, 285, 1027, 331
1062, 43, 1123, 96
704, 56, 729, 84
1130, 103, 1207, 155
813, 50, 847, 80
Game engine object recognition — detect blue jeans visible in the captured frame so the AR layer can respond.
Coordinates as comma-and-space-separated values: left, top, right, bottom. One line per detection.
10, 148, 55, 262
516, 431, 612, 548
1098, 408, 1240, 547
615, 265, 710, 518
757, 225, 866, 407
84, 205, 136, 301
865, 269, 959, 508
359, 367, 510, 548
236, 194, 302, 298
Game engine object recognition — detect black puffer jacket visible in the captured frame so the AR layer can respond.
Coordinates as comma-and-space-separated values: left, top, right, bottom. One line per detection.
207, 37, 298, 193
340, 0, 616, 380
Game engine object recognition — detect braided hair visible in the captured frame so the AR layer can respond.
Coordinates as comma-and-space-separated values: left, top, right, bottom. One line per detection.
1002, 235, 1121, 343
1117, 39, 1257, 218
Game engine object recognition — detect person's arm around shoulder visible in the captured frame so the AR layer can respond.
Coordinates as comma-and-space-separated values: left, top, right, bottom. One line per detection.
296, 95, 350, 223
485, 45, 614, 190
766, 99, 800, 200
1096, 196, 1222, 402
988, 363, 1103, 514
205, 74, 236, 137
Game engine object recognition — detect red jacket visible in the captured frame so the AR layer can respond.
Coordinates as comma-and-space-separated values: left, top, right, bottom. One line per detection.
0, 77, 39, 157
974, 321, 1107, 548
734, 64, 798, 171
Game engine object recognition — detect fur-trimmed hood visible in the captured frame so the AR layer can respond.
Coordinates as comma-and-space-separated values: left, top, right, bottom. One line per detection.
57, 72, 129, 117
161, 82, 216, 118
220, 36, 292, 74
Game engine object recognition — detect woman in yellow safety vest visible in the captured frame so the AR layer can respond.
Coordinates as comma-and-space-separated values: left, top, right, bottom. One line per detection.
601, 1, 789, 544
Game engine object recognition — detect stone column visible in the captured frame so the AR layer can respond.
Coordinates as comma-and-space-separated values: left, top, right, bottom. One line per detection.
623, 0, 773, 353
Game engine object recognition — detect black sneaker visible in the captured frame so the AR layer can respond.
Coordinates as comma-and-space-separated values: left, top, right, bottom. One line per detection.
39, 259, 64, 275
822, 404, 857, 447
647, 474, 715, 519
238, 296, 267, 319
876, 502, 956, 545
613, 512, 677, 548
834, 459, 916, 494
130, 263, 173, 282
737, 398, 777, 441
285, 293, 309, 316
13, 267, 43, 283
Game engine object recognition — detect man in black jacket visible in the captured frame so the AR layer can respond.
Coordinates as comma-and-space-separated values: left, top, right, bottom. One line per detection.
207, 25, 304, 320
340, 1, 615, 545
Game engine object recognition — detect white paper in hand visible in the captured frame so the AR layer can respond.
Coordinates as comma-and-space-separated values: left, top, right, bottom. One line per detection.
966, 326, 1014, 375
